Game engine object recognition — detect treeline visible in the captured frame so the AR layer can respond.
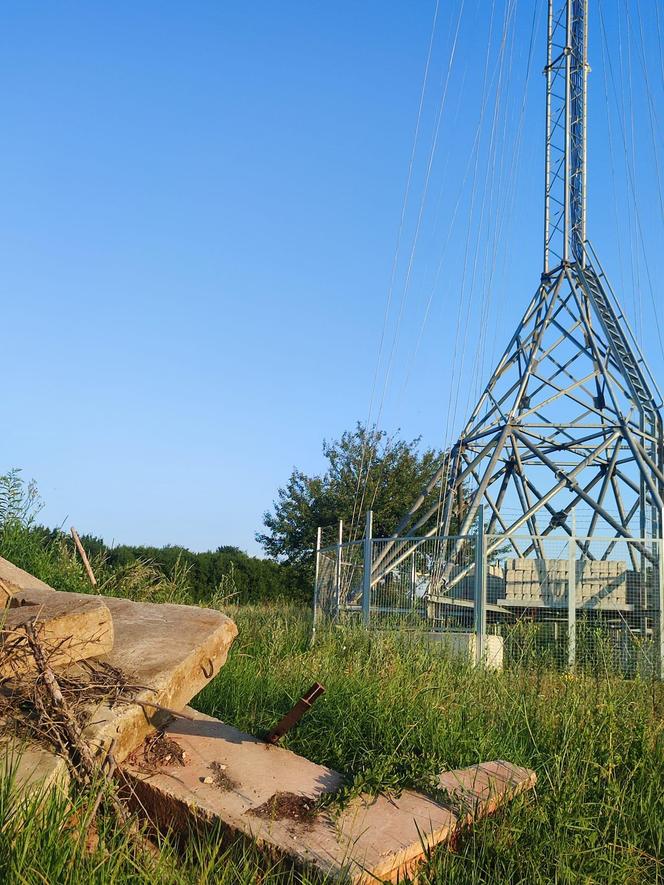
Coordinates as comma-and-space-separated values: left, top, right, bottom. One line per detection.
79, 535, 308, 603
0, 421, 444, 608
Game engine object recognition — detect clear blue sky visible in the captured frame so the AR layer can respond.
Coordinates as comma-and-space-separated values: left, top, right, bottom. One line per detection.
1, 1, 662, 554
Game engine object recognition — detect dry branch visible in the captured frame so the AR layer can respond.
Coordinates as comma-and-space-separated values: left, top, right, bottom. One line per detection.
23, 621, 98, 780
0, 617, 191, 858
2, 624, 146, 837
71, 527, 97, 587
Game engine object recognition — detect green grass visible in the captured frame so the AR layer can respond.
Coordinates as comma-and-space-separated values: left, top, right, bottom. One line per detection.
0, 771, 304, 884
1, 509, 663, 883
4, 606, 662, 883
194, 606, 664, 883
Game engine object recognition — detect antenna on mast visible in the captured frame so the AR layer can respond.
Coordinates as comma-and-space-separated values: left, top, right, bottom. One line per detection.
544, 0, 589, 271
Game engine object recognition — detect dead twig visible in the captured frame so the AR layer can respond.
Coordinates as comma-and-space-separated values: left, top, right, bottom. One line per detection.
82, 739, 118, 843
0, 621, 165, 860
23, 622, 98, 780
21, 624, 135, 830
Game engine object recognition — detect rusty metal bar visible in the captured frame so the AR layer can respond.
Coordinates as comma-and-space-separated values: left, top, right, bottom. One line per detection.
266, 683, 325, 744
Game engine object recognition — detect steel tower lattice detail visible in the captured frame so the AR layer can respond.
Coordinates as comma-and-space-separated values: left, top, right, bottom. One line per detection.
376, 0, 664, 596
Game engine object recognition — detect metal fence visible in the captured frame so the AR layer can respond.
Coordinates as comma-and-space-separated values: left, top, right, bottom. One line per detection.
313, 512, 664, 679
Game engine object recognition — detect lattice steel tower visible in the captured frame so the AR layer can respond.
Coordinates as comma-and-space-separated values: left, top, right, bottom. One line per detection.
382, 0, 664, 579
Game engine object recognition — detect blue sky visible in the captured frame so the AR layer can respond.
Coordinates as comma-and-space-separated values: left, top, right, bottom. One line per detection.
0, 1, 663, 554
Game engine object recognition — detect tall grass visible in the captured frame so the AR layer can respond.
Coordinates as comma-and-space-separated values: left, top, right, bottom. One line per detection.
0, 769, 308, 884
0, 471, 662, 882
195, 607, 664, 884
4, 606, 661, 882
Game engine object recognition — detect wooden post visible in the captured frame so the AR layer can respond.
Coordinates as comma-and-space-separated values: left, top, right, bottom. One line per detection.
70, 527, 97, 587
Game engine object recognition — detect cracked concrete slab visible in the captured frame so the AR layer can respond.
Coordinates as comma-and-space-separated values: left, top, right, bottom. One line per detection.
122, 709, 523, 883
437, 760, 536, 821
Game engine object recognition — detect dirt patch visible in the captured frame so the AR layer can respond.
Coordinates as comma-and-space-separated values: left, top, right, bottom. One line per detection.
209, 760, 237, 791
129, 730, 186, 768
247, 791, 317, 827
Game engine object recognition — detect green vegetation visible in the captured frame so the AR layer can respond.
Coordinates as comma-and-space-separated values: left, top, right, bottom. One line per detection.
2, 520, 305, 606
80, 535, 307, 603
3, 603, 664, 882
258, 423, 450, 568
1, 470, 663, 882
198, 609, 664, 883
0, 468, 306, 605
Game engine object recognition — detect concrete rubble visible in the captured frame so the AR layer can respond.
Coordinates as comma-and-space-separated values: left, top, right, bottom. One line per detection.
0, 555, 537, 881
0, 555, 58, 602
1, 593, 114, 677
0, 566, 237, 796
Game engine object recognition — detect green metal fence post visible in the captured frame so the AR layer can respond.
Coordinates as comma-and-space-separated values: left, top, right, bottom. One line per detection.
657, 515, 664, 680
311, 526, 322, 645
474, 505, 487, 665
362, 511, 373, 626
335, 519, 343, 620
410, 550, 417, 607
567, 512, 577, 671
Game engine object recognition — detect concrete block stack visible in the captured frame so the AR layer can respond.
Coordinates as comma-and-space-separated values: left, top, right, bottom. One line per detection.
504, 558, 552, 604
576, 559, 627, 607
503, 558, 628, 608
447, 564, 505, 603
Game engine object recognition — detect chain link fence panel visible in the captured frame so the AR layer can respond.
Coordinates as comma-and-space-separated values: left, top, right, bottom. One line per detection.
314, 527, 664, 679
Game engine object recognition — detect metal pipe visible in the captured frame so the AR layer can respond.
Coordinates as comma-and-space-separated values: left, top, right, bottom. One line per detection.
563, 0, 573, 263
362, 511, 373, 625
580, 0, 589, 259
311, 526, 322, 645
567, 509, 576, 671
266, 683, 326, 744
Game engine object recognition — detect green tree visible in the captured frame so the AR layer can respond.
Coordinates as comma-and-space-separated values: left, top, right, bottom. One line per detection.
257, 423, 448, 567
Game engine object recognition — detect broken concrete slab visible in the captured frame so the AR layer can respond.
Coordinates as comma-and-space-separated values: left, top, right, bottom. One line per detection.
0, 577, 236, 800
437, 760, 536, 821
121, 708, 532, 883
4, 588, 237, 763
82, 595, 237, 761
0, 557, 54, 606
1, 593, 114, 677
